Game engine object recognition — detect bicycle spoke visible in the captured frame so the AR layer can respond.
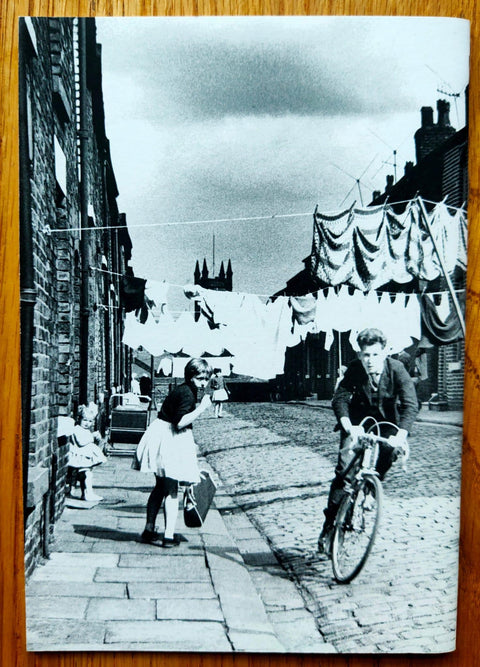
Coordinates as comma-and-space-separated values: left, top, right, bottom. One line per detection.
331, 475, 382, 583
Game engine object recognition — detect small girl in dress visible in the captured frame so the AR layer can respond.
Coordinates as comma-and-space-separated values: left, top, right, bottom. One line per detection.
67, 402, 107, 502
209, 368, 229, 418
135, 358, 212, 547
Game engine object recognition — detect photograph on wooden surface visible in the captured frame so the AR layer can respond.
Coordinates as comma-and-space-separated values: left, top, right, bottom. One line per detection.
19, 15, 469, 653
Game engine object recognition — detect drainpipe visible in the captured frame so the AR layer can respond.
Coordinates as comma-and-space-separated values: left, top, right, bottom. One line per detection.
78, 18, 89, 404
102, 161, 111, 417
18, 21, 36, 526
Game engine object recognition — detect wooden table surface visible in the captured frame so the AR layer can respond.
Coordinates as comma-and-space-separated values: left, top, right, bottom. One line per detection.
1, 1, 478, 665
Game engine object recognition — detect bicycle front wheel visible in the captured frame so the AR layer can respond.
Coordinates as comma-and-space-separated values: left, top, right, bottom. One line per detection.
331, 473, 383, 584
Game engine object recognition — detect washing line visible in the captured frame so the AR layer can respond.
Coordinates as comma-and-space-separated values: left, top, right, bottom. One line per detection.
90, 265, 465, 302
42, 197, 468, 235
43, 211, 313, 234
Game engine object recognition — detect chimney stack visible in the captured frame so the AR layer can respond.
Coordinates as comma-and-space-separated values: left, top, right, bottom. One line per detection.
414, 99, 456, 164
421, 106, 434, 127
437, 99, 451, 127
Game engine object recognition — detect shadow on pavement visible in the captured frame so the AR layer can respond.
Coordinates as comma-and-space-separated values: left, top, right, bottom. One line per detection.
73, 525, 141, 542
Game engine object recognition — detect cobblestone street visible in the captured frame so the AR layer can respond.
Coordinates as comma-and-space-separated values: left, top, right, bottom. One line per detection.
195, 402, 462, 653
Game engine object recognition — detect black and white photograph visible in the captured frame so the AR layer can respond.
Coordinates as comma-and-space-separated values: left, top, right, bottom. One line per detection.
20, 15, 469, 653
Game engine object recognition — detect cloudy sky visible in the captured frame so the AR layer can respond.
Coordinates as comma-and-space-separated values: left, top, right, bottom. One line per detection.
95, 16, 469, 305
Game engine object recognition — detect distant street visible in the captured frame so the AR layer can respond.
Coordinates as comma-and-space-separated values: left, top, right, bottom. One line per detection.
195, 402, 461, 653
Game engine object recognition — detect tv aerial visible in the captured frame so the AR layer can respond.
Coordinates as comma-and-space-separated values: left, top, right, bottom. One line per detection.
425, 64, 463, 127
336, 154, 378, 208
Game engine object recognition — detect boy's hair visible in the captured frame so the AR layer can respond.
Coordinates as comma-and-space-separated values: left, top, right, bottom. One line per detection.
184, 358, 212, 382
357, 328, 387, 350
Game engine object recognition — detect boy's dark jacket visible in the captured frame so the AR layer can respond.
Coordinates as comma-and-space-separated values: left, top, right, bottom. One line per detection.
332, 357, 418, 434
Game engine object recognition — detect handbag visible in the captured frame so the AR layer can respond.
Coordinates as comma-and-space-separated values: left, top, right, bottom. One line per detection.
183, 470, 217, 528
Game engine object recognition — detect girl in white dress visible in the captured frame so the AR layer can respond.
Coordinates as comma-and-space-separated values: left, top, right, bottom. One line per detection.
67, 402, 107, 501
135, 358, 212, 547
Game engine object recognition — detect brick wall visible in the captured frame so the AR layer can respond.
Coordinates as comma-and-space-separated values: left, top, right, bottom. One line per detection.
21, 18, 131, 577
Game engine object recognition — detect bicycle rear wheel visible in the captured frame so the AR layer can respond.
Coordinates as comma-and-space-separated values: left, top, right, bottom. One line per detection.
331, 474, 383, 583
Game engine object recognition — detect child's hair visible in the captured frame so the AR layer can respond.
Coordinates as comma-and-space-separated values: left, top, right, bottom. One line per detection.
184, 358, 212, 382
77, 402, 98, 423
357, 328, 387, 350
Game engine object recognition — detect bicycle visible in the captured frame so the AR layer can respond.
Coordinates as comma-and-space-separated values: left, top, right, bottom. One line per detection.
328, 417, 409, 584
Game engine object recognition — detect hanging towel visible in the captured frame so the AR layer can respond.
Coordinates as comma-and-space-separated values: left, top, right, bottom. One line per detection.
420, 293, 465, 345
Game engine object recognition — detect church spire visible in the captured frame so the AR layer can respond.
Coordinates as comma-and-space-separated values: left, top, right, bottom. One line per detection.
226, 259, 233, 290
202, 258, 209, 279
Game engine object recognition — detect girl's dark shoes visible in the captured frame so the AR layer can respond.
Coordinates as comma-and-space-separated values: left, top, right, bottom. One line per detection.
162, 535, 181, 548
141, 529, 163, 545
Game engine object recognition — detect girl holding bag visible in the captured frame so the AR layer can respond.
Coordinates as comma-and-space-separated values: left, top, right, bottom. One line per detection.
135, 358, 212, 547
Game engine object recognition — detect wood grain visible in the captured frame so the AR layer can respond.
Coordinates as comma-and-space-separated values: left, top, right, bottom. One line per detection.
1, 1, 478, 665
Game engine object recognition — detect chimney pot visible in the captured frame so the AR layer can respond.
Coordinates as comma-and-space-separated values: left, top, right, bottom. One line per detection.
437, 99, 451, 127
421, 106, 434, 127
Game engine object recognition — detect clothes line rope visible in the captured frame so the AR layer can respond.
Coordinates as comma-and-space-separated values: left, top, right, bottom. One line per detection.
42, 197, 469, 235
92, 265, 465, 301
375, 197, 467, 214
43, 211, 313, 234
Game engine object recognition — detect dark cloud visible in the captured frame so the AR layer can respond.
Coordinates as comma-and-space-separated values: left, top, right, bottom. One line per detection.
148, 43, 367, 118
97, 17, 422, 122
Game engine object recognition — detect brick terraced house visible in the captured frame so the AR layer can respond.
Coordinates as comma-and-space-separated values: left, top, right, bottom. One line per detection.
19, 17, 132, 575
274, 97, 468, 409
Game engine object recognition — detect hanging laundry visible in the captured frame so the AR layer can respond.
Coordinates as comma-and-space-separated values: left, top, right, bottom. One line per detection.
193, 289, 292, 379
290, 294, 317, 341
145, 280, 169, 308
457, 210, 468, 271
172, 356, 190, 378
313, 288, 335, 349
404, 293, 422, 342
229, 294, 290, 379
347, 290, 421, 355
420, 293, 465, 345
290, 294, 317, 325
157, 355, 174, 377
431, 293, 451, 323
122, 311, 148, 351
122, 307, 182, 356
120, 274, 146, 312
349, 290, 381, 351
182, 284, 217, 328
311, 199, 467, 290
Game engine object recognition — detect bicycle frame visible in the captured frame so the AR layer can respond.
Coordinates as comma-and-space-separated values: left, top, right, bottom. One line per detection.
329, 418, 406, 583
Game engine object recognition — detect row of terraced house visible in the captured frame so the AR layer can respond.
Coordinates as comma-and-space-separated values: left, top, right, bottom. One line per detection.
19, 17, 134, 576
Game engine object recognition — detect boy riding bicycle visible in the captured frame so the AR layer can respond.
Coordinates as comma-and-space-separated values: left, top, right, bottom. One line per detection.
319, 328, 419, 554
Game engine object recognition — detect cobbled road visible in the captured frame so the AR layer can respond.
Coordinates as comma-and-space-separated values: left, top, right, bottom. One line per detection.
195, 402, 462, 653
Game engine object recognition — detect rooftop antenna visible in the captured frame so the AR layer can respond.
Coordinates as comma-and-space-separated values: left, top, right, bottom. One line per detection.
368, 128, 414, 190
337, 154, 378, 208
425, 64, 462, 127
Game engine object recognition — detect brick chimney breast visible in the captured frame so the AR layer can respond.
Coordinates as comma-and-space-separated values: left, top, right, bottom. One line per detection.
437, 99, 451, 127
414, 100, 456, 164
421, 106, 434, 127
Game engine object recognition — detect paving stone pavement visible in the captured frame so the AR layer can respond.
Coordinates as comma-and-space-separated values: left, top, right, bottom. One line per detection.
25, 435, 333, 653
195, 402, 462, 654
